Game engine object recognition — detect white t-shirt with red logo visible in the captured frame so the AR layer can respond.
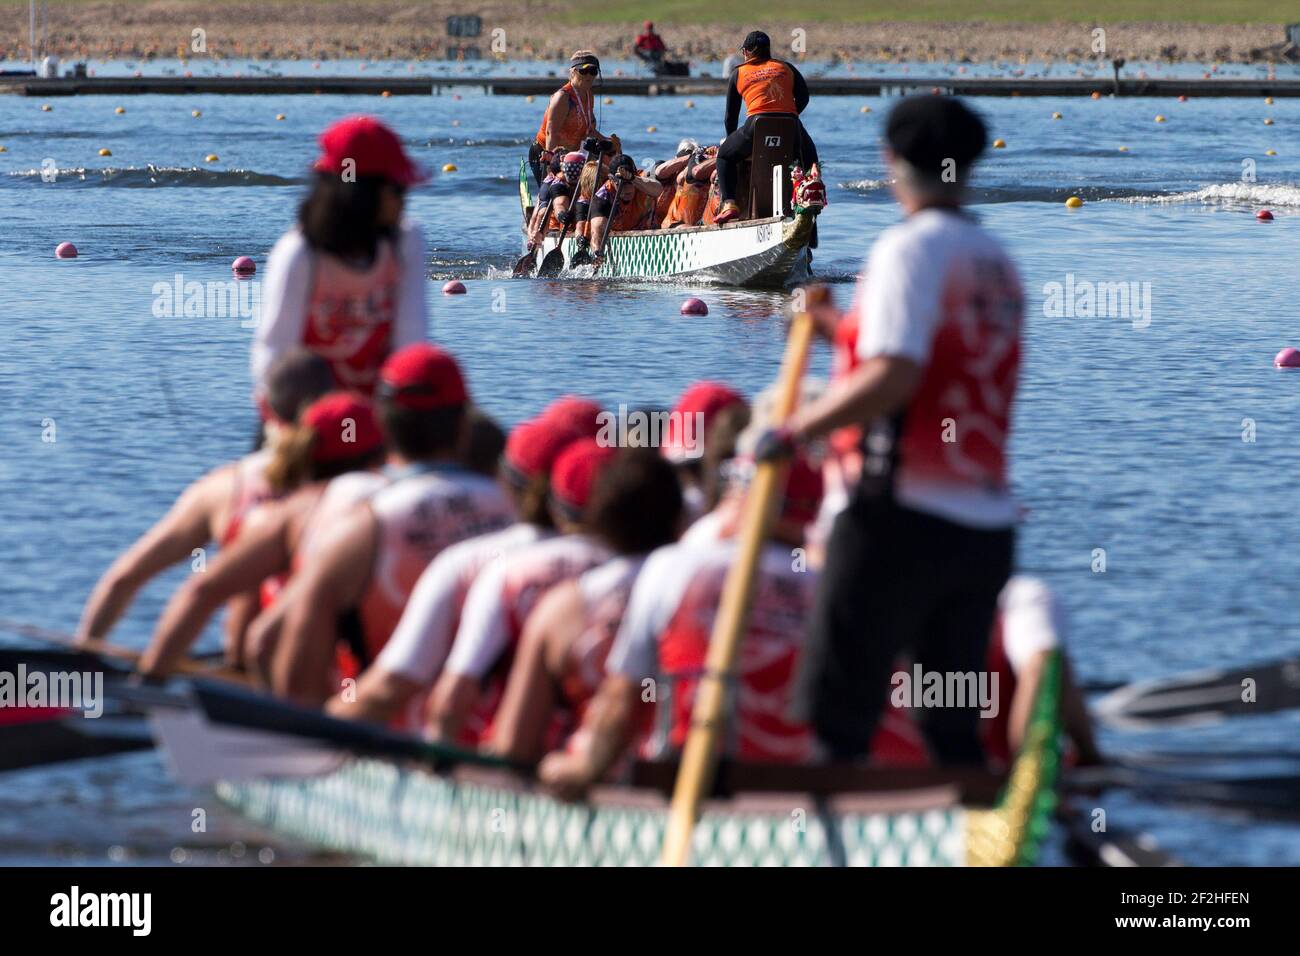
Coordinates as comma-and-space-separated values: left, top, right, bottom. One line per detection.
443, 533, 614, 680
854, 207, 1023, 529
376, 523, 552, 685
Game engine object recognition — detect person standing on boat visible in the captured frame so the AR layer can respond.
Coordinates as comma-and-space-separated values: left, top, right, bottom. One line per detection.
713, 30, 817, 225
76, 349, 333, 650
530, 51, 612, 186
757, 95, 1022, 765
252, 116, 429, 400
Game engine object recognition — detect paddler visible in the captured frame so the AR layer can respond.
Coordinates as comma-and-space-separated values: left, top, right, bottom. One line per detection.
713, 30, 818, 225
267, 344, 515, 705
530, 51, 613, 186
660, 144, 718, 228
526, 151, 585, 249
325, 409, 600, 729
136, 392, 387, 679
585, 155, 664, 266
756, 95, 1023, 765
75, 350, 333, 652
253, 116, 429, 400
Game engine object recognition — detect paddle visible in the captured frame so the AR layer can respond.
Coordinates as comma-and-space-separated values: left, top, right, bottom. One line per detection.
1064, 763, 1300, 822
536, 195, 581, 278
571, 173, 621, 271
660, 287, 821, 867
1093, 655, 1300, 730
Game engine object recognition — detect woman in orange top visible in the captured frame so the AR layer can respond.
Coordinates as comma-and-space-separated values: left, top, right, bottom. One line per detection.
661, 146, 717, 228
530, 51, 611, 185
714, 31, 818, 224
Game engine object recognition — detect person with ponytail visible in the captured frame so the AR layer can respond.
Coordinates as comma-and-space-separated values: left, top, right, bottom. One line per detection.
138, 393, 386, 679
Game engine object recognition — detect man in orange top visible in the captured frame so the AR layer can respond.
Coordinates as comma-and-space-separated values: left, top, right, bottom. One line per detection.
714, 30, 818, 224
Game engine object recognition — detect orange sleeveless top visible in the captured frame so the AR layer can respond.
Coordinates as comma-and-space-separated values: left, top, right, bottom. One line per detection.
535, 82, 594, 152
735, 59, 797, 115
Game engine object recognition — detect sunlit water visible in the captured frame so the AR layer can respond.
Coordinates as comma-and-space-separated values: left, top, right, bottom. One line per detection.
2, 58, 1299, 865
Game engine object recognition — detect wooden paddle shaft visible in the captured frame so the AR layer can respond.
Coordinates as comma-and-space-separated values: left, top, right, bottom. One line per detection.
661, 289, 822, 867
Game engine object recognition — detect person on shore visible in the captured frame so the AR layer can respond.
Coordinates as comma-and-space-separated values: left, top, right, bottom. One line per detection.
136, 392, 386, 679
267, 344, 515, 705
758, 95, 1023, 765
633, 21, 667, 69
325, 412, 597, 728
538, 455, 824, 797
531, 52, 612, 186
426, 438, 619, 744
585, 155, 664, 265
253, 116, 429, 400
76, 350, 333, 652
714, 30, 817, 225
489, 448, 684, 763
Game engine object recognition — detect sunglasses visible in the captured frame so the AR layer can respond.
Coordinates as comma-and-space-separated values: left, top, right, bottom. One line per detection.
573, 64, 599, 76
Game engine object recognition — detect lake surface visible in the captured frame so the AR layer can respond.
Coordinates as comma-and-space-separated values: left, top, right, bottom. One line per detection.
2, 58, 1299, 865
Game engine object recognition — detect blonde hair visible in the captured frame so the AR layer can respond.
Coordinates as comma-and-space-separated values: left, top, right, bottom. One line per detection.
264, 422, 318, 495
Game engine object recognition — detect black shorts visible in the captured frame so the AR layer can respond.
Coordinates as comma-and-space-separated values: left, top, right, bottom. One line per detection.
796, 491, 1015, 763
589, 192, 616, 220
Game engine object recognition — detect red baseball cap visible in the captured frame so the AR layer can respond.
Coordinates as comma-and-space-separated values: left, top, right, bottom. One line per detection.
780, 454, 825, 528
378, 344, 468, 410
550, 438, 618, 514
504, 418, 583, 482
302, 392, 384, 462
539, 395, 603, 439
662, 381, 746, 463
314, 116, 428, 186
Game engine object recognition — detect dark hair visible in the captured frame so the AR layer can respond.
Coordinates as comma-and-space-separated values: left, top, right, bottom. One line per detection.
501, 470, 557, 528
586, 448, 683, 554
264, 349, 335, 423
742, 30, 771, 56
700, 402, 752, 510
612, 154, 636, 175
460, 406, 506, 478
885, 96, 988, 183
298, 172, 399, 260
380, 402, 466, 460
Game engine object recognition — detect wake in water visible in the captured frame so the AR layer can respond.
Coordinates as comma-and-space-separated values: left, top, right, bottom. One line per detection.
2, 166, 304, 187
1124, 182, 1300, 208
839, 178, 1169, 204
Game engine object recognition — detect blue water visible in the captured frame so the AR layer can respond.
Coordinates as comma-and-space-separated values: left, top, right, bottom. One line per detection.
2, 59, 1299, 865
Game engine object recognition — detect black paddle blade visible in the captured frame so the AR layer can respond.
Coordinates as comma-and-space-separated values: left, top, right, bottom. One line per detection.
569, 247, 591, 269
536, 245, 567, 278
512, 250, 537, 277
1094, 657, 1300, 729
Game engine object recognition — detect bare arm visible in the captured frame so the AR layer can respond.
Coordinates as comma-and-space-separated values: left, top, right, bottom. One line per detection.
653, 155, 689, 182
138, 499, 296, 678
537, 674, 642, 800
489, 582, 581, 762
788, 354, 922, 442
77, 466, 231, 642
271, 505, 378, 706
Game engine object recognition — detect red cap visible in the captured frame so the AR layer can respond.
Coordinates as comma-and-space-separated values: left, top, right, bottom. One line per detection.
550, 438, 617, 513
378, 344, 468, 410
314, 116, 427, 186
780, 454, 824, 527
302, 392, 384, 462
504, 418, 582, 482
539, 395, 603, 439
662, 381, 746, 463
644, 21, 654, 29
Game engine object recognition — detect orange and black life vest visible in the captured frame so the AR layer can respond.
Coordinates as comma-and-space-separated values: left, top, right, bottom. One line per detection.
734, 59, 798, 115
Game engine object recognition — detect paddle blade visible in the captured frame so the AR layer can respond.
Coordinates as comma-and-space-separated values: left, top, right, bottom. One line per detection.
1094, 657, 1300, 729
536, 245, 566, 278
512, 249, 537, 277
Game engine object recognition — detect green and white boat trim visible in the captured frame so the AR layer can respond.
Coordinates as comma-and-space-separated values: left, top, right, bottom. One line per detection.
202, 653, 1063, 867
518, 159, 817, 288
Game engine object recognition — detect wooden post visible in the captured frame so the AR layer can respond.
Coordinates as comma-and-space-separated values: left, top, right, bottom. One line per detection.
660, 287, 822, 867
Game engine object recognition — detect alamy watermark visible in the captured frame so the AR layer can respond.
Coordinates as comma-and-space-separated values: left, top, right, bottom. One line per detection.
152, 273, 260, 329
595, 405, 706, 459
890, 664, 999, 718
0, 666, 104, 718
1042, 273, 1151, 329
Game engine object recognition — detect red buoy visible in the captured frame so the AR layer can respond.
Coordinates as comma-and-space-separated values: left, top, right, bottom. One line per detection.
55, 242, 77, 259
443, 280, 467, 295
232, 255, 256, 276
1275, 347, 1300, 368
680, 297, 708, 316
1257, 209, 1274, 221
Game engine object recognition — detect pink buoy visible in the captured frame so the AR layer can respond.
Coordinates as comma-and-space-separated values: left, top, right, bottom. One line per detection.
1257, 209, 1274, 221
1274, 347, 1300, 368
442, 280, 467, 295
231, 255, 256, 276
55, 242, 77, 259
680, 297, 708, 316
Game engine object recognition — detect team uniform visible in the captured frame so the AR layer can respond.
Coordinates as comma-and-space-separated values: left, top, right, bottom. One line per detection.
530, 82, 596, 184
555, 554, 646, 724
252, 222, 429, 396
442, 534, 614, 744
219, 449, 275, 546
590, 174, 657, 232
802, 207, 1024, 762
717, 57, 818, 207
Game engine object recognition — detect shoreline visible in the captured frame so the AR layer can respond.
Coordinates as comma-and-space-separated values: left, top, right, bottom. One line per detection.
0, 5, 1295, 65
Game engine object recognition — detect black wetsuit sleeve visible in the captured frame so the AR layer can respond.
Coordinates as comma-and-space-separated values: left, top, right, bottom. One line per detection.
789, 62, 810, 113
724, 69, 742, 135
